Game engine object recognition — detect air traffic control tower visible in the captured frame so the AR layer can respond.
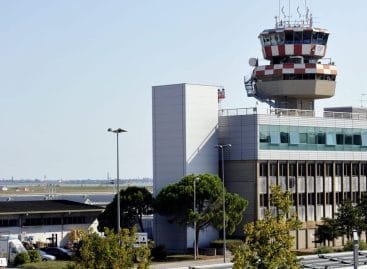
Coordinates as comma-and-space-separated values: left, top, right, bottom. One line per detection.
245, 13, 337, 110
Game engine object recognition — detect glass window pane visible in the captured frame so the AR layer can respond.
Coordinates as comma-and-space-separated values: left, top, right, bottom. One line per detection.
270, 131, 280, 144
285, 31, 293, 44
290, 132, 299, 145
277, 32, 285, 45
336, 134, 344, 145
294, 31, 302, 44
280, 132, 289, 143
270, 34, 277, 45
299, 133, 307, 144
362, 133, 367, 146
312, 31, 318, 43
354, 134, 362, 145
326, 133, 336, 146
303, 31, 311, 44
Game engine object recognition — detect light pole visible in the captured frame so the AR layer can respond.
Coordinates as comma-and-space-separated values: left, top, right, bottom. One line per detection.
193, 177, 200, 260
108, 128, 127, 231
215, 144, 231, 263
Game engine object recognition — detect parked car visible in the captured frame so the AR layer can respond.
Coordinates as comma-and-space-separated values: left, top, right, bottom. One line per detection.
38, 250, 56, 261
42, 247, 72, 260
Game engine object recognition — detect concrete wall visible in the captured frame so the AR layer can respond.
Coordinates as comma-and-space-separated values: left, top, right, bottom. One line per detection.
152, 83, 219, 252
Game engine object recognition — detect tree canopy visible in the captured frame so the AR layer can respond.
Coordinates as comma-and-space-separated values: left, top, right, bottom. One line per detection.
316, 198, 367, 244
98, 186, 153, 232
154, 173, 248, 252
233, 185, 302, 269
72, 227, 150, 269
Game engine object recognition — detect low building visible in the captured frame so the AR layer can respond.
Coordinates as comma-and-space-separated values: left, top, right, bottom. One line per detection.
0, 200, 103, 247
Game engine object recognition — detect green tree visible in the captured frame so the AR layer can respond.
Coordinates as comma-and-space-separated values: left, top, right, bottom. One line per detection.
336, 200, 364, 239
314, 217, 341, 244
233, 185, 301, 269
154, 174, 248, 254
73, 227, 150, 269
98, 186, 153, 232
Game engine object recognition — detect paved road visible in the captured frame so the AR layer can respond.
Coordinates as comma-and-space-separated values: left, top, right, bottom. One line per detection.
151, 256, 233, 269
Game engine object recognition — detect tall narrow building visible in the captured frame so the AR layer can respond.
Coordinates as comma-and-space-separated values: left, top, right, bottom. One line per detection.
152, 84, 220, 252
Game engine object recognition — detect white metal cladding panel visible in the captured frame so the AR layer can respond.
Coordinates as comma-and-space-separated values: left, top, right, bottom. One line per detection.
343, 177, 350, 191
325, 205, 332, 218
185, 84, 219, 175
361, 177, 367, 191
153, 84, 185, 194
257, 114, 367, 129
259, 177, 267, 193
316, 177, 323, 192
307, 177, 315, 192
352, 177, 358, 191
298, 206, 306, 221
298, 177, 306, 193
307, 206, 315, 221
316, 205, 324, 220
335, 177, 342, 192
325, 177, 332, 192
258, 150, 367, 161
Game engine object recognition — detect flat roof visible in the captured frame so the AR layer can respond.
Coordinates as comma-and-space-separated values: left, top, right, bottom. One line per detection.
0, 200, 104, 215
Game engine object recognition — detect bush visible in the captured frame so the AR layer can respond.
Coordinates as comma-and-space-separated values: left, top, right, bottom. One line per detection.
210, 239, 244, 252
14, 252, 31, 266
343, 240, 367, 251
316, 245, 334, 254
28, 250, 41, 263
151, 244, 167, 261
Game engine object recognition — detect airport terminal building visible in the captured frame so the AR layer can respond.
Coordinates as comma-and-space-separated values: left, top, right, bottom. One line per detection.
152, 14, 367, 251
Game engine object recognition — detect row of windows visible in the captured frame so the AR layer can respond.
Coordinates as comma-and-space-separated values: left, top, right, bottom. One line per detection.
260, 192, 360, 207
261, 31, 328, 46
259, 162, 367, 177
260, 74, 336, 81
0, 216, 88, 227
259, 125, 367, 151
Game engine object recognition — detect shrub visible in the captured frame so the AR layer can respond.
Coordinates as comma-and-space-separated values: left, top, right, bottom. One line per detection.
343, 240, 367, 251
151, 244, 167, 261
14, 252, 31, 266
27, 250, 41, 263
210, 239, 244, 252
316, 245, 334, 254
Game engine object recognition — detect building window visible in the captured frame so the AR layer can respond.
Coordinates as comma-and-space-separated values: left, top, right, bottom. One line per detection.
362, 163, 367, 176
336, 163, 343, 176
308, 163, 315, 177
352, 163, 359, 176
326, 163, 333, 177
259, 163, 268, 177
259, 194, 268, 207
270, 163, 277, 176
0, 219, 18, 227
344, 163, 351, 176
317, 163, 324, 177
308, 193, 316, 205
298, 163, 306, 177
279, 163, 287, 176
280, 132, 289, 144
289, 163, 296, 177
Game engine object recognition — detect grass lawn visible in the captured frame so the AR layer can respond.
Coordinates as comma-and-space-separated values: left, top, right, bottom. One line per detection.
21, 261, 74, 269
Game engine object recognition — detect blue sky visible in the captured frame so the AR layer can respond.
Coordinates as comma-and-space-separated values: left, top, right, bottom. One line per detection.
0, 0, 365, 180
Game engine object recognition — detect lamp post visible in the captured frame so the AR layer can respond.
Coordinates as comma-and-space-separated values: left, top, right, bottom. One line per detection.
353, 229, 359, 269
215, 144, 231, 263
108, 128, 127, 231
193, 177, 200, 260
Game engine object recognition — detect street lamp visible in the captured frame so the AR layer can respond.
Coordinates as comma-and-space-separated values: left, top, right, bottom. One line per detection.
193, 177, 200, 260
353, 229, 359, 269
108, 128, 127, 231
214, 144, 231, 263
